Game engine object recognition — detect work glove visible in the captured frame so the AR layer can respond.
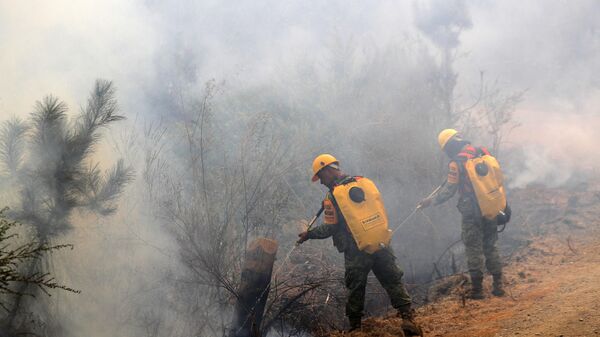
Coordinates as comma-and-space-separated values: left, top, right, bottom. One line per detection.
297, 231, 309, 245
418, 197, 433, 209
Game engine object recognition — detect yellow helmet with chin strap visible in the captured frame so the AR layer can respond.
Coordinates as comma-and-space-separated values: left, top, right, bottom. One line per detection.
438, 129, 459, 150
311, 154, 339, 182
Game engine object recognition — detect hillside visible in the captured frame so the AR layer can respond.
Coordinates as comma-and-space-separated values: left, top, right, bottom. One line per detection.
329, 184, 600, 337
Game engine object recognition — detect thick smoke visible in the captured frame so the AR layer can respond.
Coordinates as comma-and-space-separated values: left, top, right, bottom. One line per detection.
453, 0, 600, 187
1, 1, 599, 336
0, 0, 157, 119
414, 0, 473, 50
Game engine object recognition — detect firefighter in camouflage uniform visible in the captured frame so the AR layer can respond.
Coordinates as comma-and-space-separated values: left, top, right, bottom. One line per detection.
297, 154, 422, 335
419, 129, 506, 299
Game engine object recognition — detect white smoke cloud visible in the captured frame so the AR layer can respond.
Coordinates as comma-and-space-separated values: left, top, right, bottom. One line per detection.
508, 109, 600, 188
0, 0, 157, 118
1, 0, 600, 335
456, 0, 600, 112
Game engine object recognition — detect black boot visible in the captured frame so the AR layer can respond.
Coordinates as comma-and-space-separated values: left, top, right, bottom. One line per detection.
397, 306, 423, 336
467, 272, 484, 300
348, 316, 361, 332
492, 273, 505, 297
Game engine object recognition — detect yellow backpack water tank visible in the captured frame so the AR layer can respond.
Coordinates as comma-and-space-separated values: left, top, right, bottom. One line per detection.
463, 153, 507, 220
332, 177, 391, 254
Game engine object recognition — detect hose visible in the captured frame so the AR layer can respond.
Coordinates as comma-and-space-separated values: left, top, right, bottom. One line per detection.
392, 182, 445, 234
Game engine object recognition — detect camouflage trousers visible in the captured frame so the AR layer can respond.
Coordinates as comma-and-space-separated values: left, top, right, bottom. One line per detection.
458, 196, 503, 277
344, 247, 411, 320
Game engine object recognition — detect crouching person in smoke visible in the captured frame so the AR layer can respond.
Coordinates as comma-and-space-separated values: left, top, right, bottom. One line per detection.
419, 129, 511, 299
297, 154, 422, 335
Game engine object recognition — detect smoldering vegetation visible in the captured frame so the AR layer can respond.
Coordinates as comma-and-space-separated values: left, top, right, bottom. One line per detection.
0, 0, 599, 336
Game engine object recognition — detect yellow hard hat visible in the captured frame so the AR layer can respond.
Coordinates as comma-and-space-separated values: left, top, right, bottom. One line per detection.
438, 129, 459, 150
311, 154, 339, 182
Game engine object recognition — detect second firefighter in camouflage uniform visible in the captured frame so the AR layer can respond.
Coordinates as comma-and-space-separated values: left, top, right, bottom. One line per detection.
420, 129, 505, 298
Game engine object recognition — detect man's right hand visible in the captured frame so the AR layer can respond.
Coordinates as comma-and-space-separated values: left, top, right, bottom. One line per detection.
297, 231, 309, 245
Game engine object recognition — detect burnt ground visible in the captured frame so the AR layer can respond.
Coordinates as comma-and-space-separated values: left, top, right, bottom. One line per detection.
417, 235, 600, 337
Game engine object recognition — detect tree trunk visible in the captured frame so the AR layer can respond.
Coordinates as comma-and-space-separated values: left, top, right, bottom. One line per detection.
230, 238, 278, 337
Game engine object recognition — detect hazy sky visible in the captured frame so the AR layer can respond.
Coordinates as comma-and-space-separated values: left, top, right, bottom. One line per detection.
458, 0, 599, 111
1, 0, 598, 140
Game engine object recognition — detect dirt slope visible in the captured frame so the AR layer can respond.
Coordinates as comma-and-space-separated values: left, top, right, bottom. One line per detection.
418, 235, 600, 337
327, 185, 600, 337
329, 235, 600, 337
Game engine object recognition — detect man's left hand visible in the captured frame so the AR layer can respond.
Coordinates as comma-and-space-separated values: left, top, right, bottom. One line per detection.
297, 231, 309, 245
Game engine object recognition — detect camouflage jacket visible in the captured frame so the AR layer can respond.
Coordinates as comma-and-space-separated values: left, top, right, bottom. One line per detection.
434, 144, 482, 208
307, 176, 359, 253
